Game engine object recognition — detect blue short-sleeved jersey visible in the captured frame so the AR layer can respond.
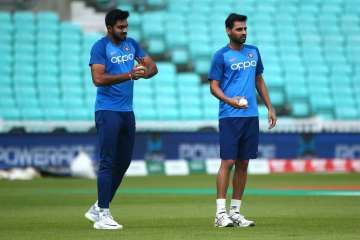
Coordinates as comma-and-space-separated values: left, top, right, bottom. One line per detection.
89, 36, 147, 112
208, 44, 264, 119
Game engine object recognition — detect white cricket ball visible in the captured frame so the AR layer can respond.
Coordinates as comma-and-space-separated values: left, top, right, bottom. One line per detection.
135, 65, 146, 71
238, 98, 248, 106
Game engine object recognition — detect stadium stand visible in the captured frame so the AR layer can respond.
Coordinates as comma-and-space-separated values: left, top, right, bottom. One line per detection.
0, 0, 359, 124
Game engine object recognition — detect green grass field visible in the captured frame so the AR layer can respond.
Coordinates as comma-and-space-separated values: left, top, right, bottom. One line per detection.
1, 174, 359, 240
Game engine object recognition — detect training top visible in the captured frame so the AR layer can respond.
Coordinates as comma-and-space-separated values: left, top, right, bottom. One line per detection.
89, 36, 146, 112
208, 44, 264, 119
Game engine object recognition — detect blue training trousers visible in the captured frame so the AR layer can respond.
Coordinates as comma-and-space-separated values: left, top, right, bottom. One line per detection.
95, 110, 135, 208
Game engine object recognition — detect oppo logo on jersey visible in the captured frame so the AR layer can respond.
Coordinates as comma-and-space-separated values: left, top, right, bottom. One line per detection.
231, 60, 257, 71
110, 53, 134, 64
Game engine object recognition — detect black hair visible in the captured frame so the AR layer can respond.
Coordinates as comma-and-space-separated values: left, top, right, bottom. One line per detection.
225, 13, 247, 29
105, 9, 129, 27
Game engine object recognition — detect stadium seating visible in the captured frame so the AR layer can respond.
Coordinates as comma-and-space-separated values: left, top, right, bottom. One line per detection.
0, 0, 360, 122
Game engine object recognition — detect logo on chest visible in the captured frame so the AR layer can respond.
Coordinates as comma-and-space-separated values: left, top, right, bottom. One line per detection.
110, 53, 134, 64
230, 60, 257, 71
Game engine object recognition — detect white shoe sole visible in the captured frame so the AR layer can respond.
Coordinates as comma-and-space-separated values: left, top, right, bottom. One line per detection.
85, 212, 98, 222
214, 222, 234, 228
93, 222, 123, 230
234, 222, 255, 227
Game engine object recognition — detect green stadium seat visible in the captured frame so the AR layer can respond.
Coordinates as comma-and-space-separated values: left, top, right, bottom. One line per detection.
0, 108, 21, 120
0, 75, 12, 86
167, 0, 190, 11
286, 85, 309, 101
258, 105, 268, 120
13, 74, 36, 87
330, 75, 352, 86
37, 22, 59, 33
134, 86, 153, 97
333, 97, 357, 108
38, 96, 62, 108
308, 85, 331, 96
60, 34, 81, 43
59, 75, 83, 86
194, 59, 210, 75
14, 23, 36, 33
61, 87, 84, 99
189, 43, 212, 59
335, 107, 359, 120
0, 33, 12, 44
178, 85, 200, 96
0, 97, 16, 108
0, 53, 12, 65
0, 42, 12, 55
180, 106, 202, 120
142, 23, 164, 38
37, 64, 59, 75
0, 85, 13, 96
146, 0, 165, 8
62, 97, 84, 108
14, 42, 35, 53
13, 11, 34, 23
44, 108, 67, 120
177, 73, 201, 85
157, 108, 179, 120
165, 33, 187, 48
134, 108, 157, 120
155, 95, 177, 107
201, 93, 218, 108
14, 86, 37, 98
36, 53, 58, 65
135, 78, 152, 87
171, 49, 189, 64
310, 96, 334, 113
154, 85, 176, 96
0, 12, 11, 21
156, 62, 176, 75
270, 90, 285, 106
147, 39, 165, 54
66, 108, 90, 120
37, 11, 59, 22
292, 103, 310, 118
179, 95, 201, 107
36, 43, 59, 54
330, 64, 353, 76
0, 65, 12, 77
15, 98, 38, 109
20, 107, 44, 120
0, 23, 14, 35
37, 75, 59, 88
61, 21, 81, 33
134, 96, 154, 108
203, 105, 217, 120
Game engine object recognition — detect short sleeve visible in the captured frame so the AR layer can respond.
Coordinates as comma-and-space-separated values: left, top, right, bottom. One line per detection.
89, 40, 106, 66
256, 48, 264, 75
208, 52, 224, 81
129, 38, 147, 58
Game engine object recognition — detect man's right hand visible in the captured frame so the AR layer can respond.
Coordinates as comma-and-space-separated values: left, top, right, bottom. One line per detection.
130, 67, 147, 80
227, 96, 248, 109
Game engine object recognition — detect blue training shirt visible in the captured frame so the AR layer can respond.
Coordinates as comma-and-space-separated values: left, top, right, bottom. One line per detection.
89, 36, 147, 112
208, 44, 264, 119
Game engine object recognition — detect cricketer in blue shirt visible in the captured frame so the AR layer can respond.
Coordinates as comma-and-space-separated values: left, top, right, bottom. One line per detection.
86, 9, 158, 230
208, 13, 276, 228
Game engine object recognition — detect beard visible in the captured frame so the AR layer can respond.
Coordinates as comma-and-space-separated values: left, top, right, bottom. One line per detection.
113, 32, 127, 41
231, 35, 246, 45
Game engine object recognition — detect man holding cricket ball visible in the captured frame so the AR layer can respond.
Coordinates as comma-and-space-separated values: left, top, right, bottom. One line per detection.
85, 9, 158, 230
209, 13, 276, 227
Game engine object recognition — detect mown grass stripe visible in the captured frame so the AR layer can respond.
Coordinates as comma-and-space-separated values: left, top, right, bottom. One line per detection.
5, 188, 360, 196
